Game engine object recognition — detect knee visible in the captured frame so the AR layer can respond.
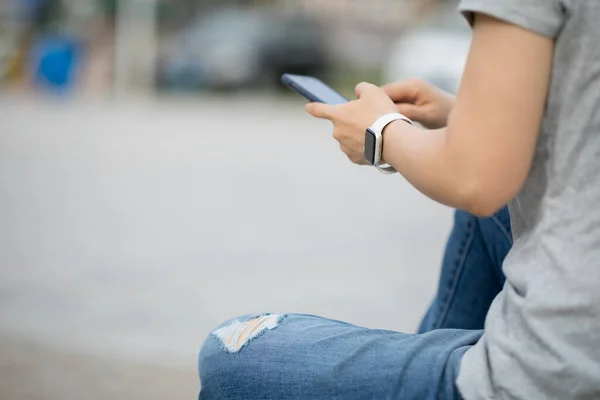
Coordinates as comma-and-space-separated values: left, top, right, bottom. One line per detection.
198, 313, 256, 375
203, 313, 285, 354
198, 313, 286, 393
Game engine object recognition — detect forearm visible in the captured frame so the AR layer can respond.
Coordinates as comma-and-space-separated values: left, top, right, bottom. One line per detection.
382, 122, 497, 215
379, 14, 555, 216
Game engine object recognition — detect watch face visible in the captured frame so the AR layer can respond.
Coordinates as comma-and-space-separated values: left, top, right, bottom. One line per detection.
364, 128, 377, 166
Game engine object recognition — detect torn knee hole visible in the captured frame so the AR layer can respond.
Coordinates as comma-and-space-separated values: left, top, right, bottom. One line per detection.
211, 314, 285, 353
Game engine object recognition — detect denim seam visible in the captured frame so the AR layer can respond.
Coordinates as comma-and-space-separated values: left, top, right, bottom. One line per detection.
490, 215, 513, 245
435, 217, 476, 329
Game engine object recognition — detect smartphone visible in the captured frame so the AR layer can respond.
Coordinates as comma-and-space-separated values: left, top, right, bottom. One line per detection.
281, 74, 348, 105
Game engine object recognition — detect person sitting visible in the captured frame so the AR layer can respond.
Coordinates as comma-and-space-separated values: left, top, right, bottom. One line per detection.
198, 0, 600, 398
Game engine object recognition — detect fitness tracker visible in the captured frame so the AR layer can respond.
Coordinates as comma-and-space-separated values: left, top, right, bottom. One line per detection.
364, 113, 413, 174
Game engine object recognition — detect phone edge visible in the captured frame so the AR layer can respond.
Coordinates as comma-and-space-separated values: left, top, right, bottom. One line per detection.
281, 73, 325, 103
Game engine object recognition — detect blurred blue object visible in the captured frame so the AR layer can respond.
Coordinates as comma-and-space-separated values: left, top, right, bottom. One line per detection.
31, 36, 83, 93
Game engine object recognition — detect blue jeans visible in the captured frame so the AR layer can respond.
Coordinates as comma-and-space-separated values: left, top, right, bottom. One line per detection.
198, 208, 513, 399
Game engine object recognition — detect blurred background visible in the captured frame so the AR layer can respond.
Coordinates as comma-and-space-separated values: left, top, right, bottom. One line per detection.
0, 0, 471, 398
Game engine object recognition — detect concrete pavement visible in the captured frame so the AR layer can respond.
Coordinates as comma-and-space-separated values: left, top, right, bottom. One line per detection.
0, 95, 453, 399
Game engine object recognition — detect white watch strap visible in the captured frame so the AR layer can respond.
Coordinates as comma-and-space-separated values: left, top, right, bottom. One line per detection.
369, 113, 413, 174
371, 112, 413, 132
374, 164, 397, 174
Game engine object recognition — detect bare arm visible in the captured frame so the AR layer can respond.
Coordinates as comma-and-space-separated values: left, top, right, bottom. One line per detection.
306, 14, 554, 216
381, 14, 554, 215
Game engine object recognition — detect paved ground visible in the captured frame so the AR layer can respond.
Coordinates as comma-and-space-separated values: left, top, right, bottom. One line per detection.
0, 95, 453, 399
0, 335, 197, 400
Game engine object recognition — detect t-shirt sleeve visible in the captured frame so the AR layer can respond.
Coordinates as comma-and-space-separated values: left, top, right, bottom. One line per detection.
459, 0, 567, 38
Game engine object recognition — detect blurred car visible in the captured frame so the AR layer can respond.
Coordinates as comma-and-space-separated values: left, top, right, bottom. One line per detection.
383, 6, 472, 94
158, 9, 329, 91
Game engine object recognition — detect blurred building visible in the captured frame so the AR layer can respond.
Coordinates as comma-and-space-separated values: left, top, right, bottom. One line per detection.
0, 0, 447, 95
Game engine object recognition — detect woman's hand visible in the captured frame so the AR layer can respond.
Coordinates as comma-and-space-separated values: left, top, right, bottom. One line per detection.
305, 82, 398, 165
382, 79, 455, 129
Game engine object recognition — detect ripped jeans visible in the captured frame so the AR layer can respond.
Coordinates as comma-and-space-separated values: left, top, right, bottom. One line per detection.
198, 208, 512, 400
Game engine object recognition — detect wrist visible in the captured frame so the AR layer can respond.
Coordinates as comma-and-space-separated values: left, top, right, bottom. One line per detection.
364, 113, 412, 174
380, 119, 411, 165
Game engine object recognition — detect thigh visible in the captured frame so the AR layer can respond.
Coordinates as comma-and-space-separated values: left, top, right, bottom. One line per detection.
419, 207, 512, 333
199, 313, 483, 400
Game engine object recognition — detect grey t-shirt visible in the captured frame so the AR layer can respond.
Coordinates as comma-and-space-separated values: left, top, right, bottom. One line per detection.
456, 0, 600, 399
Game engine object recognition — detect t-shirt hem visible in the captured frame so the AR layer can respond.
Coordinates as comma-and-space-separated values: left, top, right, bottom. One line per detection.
456, 341, 497, 400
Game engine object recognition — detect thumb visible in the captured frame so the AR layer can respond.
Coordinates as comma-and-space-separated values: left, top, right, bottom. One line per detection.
305, 102, 336, 120
354, 82, 378, 99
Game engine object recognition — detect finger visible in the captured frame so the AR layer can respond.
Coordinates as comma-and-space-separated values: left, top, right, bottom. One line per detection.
396, 103, 424, 121
381, 78, 424, 103
339, 143, 367, 165
332, 128, 342, 141
338, 144, 351, 163
305, 102, 337, 120
340, 145, 356, 163
354, 81, 379, 99
349, 152, 368, 165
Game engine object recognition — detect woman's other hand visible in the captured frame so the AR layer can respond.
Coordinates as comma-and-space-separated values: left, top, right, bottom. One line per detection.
382, 79, 455, 129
